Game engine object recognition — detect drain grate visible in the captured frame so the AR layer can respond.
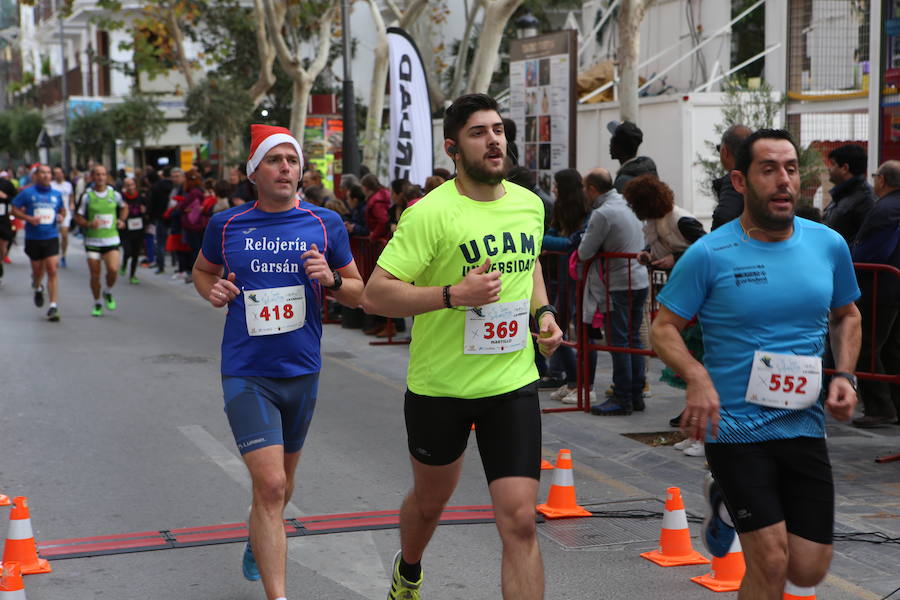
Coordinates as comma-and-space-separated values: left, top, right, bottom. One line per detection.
538, 498, 684, 550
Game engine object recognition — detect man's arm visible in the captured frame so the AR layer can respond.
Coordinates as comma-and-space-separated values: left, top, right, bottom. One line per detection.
361, 259, 500, 318
825, 301, 862, 421
530, 260, 563, 357
650, 306, 720, 439
577, 210, 608, 260
10, 205, 38, 225
300, 243, 364, 307
73, 193, 90, 228
193, 251, 239, 308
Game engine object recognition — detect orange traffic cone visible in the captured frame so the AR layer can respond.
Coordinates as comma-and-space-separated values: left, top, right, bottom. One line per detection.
536, 449, 591, 518
0, 561, 26, 599
691, 533, 745, 592
540, 458, 554, 470
640, 487, 709, 566
1, 498, 51, 575
784, 581, 816, 599
0, 497, 9, 508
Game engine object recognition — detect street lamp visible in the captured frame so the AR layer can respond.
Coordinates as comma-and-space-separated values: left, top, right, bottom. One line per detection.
340, 0, 359, 177
515, 12, 540, 39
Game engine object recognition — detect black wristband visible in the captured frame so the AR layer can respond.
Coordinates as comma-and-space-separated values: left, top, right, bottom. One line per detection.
442, 285, 453, 309
534, 304, 558, 323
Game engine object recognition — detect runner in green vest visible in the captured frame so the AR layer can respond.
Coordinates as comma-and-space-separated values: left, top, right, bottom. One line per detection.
74, 164, 127, 316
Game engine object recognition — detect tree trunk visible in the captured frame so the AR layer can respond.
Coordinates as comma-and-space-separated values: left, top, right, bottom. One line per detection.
466, 0, 522, 94
617, 0, 654, 123
449, 0, 482, 101
290, 77, 314, 147
363, 41, 389, 168
247, 0, 278, 108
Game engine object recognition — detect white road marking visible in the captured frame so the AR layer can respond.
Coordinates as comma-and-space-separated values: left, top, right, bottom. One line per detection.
178, 425, 387, 599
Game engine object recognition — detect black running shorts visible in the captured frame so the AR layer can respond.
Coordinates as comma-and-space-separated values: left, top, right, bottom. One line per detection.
24, 238, 60, 261
404, 382, 541, 483
705, 437, 834, 544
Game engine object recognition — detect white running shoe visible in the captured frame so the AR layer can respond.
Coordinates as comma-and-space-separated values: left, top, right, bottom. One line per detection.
673, 438, 693, 451
683, 440, 705, 457
561, 390, 595, 405
549, 384, 574, 402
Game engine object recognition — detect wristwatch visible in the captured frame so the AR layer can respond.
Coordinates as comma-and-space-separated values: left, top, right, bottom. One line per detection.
326, 270, 343, 291
533, 304, 558, 323
832, 371, 857, 391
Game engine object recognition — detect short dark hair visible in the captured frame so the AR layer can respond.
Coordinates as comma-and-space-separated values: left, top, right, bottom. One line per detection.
390, 178, 410, 195
502, 117, 517, 142
878, 161, 900, 188
360, 173, 382, 192
794, 204, 822, 222
214, 179, 232, 198
721, 124, 751, 157
828, 144, 867, 177
506, 166, 536, 189
584, 170, 613, 194
735, 129, 799, 175
623, 174, 674, 220
443, 93, 500, 143
433, 168, 451, 180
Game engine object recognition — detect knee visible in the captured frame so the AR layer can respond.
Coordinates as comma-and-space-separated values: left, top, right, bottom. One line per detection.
748, 543, 789, 582
252, 471, 287, 507
788, 547, 832, 587
409, 489, 450, 522
496, 504, 538, 544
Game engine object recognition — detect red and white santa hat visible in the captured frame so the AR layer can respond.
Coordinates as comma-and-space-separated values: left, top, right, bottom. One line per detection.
246, 124, 304, 178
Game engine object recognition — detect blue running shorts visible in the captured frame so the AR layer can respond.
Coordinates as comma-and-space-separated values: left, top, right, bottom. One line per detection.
222, 373, 319, 455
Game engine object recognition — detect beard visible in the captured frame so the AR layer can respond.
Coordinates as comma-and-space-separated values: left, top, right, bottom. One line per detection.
459, 148, 507, 185
745, 182, 795, 231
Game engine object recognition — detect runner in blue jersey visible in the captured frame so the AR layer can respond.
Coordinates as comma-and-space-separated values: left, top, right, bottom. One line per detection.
651, 130, 861, 599
192, 124, 363, 600
10, 164, 66, 321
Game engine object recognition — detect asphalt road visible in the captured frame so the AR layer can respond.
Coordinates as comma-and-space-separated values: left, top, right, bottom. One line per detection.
1, 241, 898, 600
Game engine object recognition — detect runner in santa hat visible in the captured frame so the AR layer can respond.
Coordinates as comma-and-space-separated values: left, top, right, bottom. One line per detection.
192, 123, 364, 600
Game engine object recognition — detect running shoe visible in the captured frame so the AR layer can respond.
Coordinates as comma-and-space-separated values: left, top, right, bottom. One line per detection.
33, 286, 44, 307
129, 276, 140, 285
242, 541, 260, 581
103, 291, 117, 311
91, 303, 102, 317
549, 384, 573, 402
561, 390, 596, 405
673, 438, 693, 451
387, 550, 422, 600
590, 399, 632, 416
702, 473, 736, 558
46, 307, 60, 322
683, 440, 705, 457
605, 383, 653, 398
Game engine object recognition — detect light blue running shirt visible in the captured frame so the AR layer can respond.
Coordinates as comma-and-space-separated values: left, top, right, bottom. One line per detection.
657, 217, 860, 443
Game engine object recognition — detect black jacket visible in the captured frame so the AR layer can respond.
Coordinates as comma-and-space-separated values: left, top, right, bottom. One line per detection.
613, 156, 658, 193
148, 179, 174, 221
824, 176, 875, 245
852, 189, 900, 304
711, 173, 743, 230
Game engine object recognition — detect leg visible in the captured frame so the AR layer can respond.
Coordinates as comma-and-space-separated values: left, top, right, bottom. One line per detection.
244, 445, 292, 600
786, 533, 832, 588
59, 226, 68, 258
628, 289, 648, 404
489, 477, 543, 600
103, 248, 120, 289
736, 523, 789, 599
398, 456, 463, 564
87, 258, 102, 300
45, 256, 59, 304
30, 259, 45, 289
154, 220, 167, 272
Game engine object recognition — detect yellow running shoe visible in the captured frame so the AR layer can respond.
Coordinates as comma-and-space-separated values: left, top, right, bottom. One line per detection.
387, 550, 422, 600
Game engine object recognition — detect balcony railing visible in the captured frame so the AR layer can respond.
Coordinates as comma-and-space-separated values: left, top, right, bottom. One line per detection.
35, 67, 83, 108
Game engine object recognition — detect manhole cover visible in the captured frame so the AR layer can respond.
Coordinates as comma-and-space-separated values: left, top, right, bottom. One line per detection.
143, 354, 211, 364
324, 351, 356, 359
539, 499, 683, 550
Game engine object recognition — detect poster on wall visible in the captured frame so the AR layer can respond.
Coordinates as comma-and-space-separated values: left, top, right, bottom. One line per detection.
509, 30, 577, 195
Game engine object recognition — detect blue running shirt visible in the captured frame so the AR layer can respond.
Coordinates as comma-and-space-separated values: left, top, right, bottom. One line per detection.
201, 203, 353, 377
12, 185, 64, 240
657, 218, 860, 443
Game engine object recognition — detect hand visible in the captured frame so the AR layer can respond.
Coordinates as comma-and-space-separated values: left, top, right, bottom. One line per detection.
537, 313, 563, 357
27, 215, 40, 226
117, 219, 125, 229
824, 377, 857, 422
449, 258, 501, 307
680, 371, 720, 440
651, 254, 675, 270
301, 243, 334, 287
344, 222, 354, 233
209, 272, 240, 308
637, 251, 652, 266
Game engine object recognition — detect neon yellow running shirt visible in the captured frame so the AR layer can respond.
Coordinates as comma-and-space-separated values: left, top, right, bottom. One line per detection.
376, 180, 544, 399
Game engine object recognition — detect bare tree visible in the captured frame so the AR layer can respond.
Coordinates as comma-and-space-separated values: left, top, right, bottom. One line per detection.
263, 0, 338, 144
448, 0, 483, 100
465, 0, 522, 93
248, 0, 277, 108
616, 0, 655, 122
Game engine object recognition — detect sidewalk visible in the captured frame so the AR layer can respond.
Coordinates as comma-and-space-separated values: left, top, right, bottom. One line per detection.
322, 318, 900, 600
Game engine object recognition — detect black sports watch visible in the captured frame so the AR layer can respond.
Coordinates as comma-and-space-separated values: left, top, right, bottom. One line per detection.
533, 304, 558, 323
832, 371, 857, 391
326, 270, 342, 291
